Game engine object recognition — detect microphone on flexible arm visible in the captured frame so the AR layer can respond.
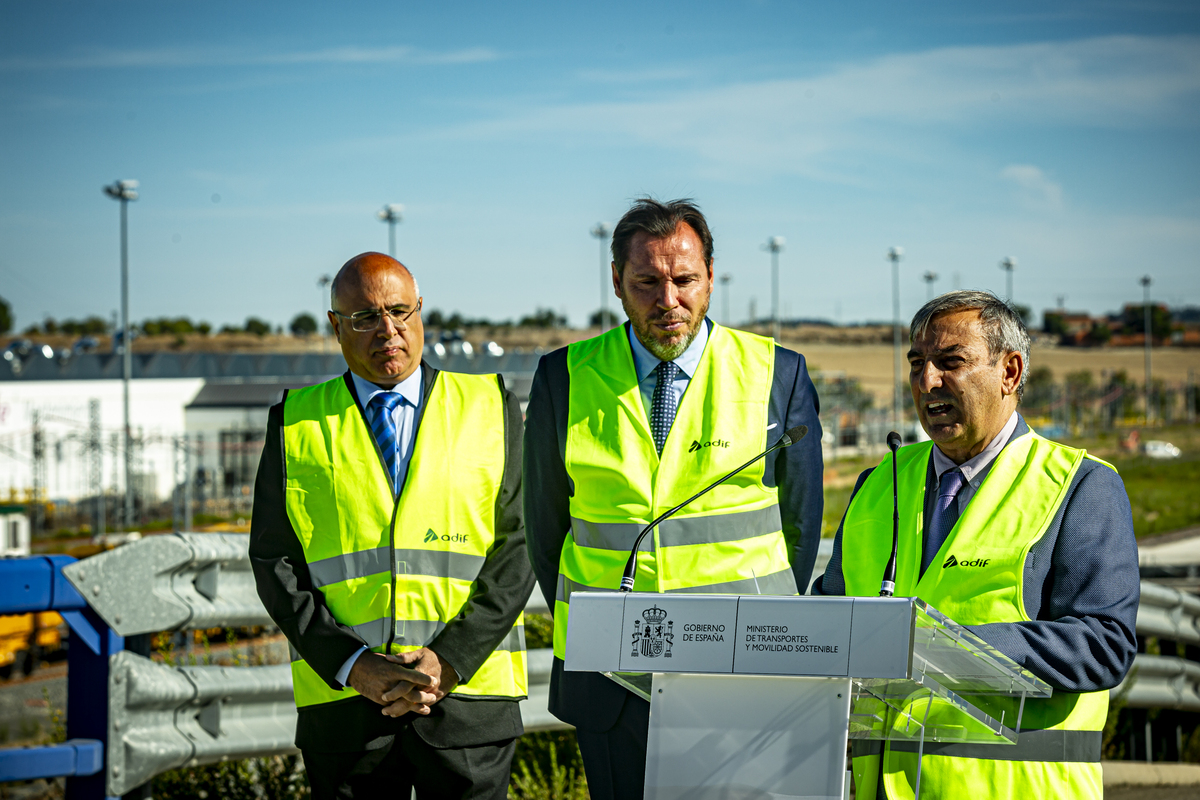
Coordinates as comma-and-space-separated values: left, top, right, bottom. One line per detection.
618, 425, 809, 593
879, 431, 903, 597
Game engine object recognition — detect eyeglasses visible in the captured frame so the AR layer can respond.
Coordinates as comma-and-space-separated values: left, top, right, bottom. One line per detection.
332, 299, 422, 333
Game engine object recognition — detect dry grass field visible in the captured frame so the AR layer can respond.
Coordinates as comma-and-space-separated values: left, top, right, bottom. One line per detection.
6, 325, 1197, 409
793, 342, 1200, 405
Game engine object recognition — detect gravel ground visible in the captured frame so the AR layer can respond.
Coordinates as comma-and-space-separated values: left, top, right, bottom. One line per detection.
1107, 788, 1200, 799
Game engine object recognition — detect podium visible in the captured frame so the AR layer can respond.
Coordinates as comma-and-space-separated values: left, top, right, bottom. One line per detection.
565, 593, 1051, 800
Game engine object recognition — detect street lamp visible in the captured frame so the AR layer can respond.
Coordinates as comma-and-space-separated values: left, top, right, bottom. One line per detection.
103, 179, 138, 531
591, 222, 613, 331
922, 271, 938, 303
1141, 275, 1153, 424
719, 273, 733, 326
888, 246, 904, 433
378, 204, 404, 258
763, 237, 785, 341
317, 275, 332, 351
1000, 257, 1017, 302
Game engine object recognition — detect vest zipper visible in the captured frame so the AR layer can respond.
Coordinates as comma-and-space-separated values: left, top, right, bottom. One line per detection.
384, 369, 437, 654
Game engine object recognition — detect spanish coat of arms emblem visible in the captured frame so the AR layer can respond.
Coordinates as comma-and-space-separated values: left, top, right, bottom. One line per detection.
630, 605, 674, 658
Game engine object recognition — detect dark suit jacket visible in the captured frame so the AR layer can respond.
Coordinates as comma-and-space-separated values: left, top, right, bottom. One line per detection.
523, 326, 825, 731
249, 364, 535, 751
814, 416, 1139, 693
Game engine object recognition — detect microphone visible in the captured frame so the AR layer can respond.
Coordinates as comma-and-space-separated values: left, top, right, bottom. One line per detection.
879, 431, 903, 597
618, 425, 809, 592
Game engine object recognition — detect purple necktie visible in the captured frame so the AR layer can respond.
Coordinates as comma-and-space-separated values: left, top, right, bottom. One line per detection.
923, 468, 966, 574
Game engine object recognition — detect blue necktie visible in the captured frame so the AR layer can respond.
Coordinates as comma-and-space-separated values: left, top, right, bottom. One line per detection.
650, 361, 681, 456
924, 468, 966, 573
368, 392, 405, 492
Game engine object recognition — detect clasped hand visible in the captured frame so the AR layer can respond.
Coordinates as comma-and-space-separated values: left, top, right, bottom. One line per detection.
347, 648, 460, 718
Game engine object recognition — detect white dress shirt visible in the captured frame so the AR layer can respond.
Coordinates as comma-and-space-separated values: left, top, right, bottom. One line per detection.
930, 410, 1020, 512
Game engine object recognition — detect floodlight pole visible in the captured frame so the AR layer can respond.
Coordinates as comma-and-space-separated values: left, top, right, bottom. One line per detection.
1141, 275, 1153, 424
888, 247, 904, 433
591, 223, 612, 331
765, 237, 785, 341
378, 204, 404, 258
719, 274, 732, 326
922, 271, 938, 303
318, 275, 332, 352
1000, 257, 1016, 303
104, 179, 138, 531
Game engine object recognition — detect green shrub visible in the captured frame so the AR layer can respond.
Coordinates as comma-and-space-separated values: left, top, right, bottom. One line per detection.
153, 755, 309, 800
510, 731, 589, 800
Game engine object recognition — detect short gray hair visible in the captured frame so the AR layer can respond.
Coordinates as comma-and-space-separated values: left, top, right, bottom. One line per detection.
909, 290, 1031, 398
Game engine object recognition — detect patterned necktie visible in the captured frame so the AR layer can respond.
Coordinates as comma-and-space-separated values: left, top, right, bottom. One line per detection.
925, 468, 967, 571
368, 392, 405, 491
650, 361, 681, 456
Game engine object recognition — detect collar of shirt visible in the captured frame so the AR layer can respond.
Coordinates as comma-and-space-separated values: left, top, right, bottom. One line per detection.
350, 366, 423, 414
627, 318, 711, 382
931, 410, 1019, 485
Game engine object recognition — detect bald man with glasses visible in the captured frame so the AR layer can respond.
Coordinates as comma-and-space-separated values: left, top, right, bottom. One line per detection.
250, 252, 534, 799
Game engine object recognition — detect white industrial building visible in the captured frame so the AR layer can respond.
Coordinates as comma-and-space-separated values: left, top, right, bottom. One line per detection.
0, 349, 539, 508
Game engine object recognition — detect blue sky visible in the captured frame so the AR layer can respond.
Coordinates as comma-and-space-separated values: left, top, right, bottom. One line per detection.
1, 0, 1198, 331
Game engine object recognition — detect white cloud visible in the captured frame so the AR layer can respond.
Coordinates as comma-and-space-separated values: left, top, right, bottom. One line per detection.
1000, 164, 1065, 211
410, 35, 1200, 180
0, 45, 500, 71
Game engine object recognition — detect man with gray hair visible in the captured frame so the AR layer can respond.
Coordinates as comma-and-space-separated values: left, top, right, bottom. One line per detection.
814, 290, 1138, 799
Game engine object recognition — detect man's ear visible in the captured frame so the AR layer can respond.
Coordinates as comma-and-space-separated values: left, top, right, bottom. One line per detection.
327, 311, 341, 343
1001, 350, 1024, 397
611, 262, 622, 298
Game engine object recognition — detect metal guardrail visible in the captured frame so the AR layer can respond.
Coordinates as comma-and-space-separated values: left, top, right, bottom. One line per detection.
1113, 581, 1200, 712
106, 653, 298, 795
62, 533, 269, 636
4, 533, 1200, 795
60, 532, 549, 636
1, 535, 561, 797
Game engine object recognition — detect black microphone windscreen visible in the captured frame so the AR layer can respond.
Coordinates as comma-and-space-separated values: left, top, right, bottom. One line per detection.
886, 431, 902, 451
782, 426, 808, 447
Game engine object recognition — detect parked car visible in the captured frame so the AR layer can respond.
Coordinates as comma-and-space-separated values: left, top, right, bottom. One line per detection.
1143, 440, 1182, 459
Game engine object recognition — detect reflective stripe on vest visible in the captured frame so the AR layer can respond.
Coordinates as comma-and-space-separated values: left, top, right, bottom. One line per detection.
553, 324, 797, 659
840, 430, 1111, 799
283, 372, 527, 709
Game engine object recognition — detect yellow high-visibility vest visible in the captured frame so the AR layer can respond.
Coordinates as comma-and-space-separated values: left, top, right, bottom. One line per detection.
283, 372, 527, 708
554, 323, 797, 658
841, 432, 1111, 799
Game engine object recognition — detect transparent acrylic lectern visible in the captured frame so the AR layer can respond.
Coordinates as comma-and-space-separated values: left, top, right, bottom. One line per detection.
565, 593, 1051, 800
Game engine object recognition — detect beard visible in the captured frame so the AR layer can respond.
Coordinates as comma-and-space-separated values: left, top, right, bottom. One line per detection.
622, 295, 710, 362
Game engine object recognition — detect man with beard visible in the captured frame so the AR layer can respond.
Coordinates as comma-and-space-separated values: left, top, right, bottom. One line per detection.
524, 198, 824, 800
814, 291, 1138, 799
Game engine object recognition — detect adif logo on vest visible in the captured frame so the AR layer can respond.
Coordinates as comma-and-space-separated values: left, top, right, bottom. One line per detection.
942, 554, 990, 569
425, 529, 469, 544
688, 438, 731, 453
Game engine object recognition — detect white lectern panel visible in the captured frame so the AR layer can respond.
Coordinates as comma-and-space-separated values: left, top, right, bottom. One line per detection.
645, 673, 852, 800
733, 596, 852, 676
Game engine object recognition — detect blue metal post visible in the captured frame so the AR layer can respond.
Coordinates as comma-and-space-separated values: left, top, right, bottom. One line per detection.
66, 605, 123, 800
0, 557, 106, 791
